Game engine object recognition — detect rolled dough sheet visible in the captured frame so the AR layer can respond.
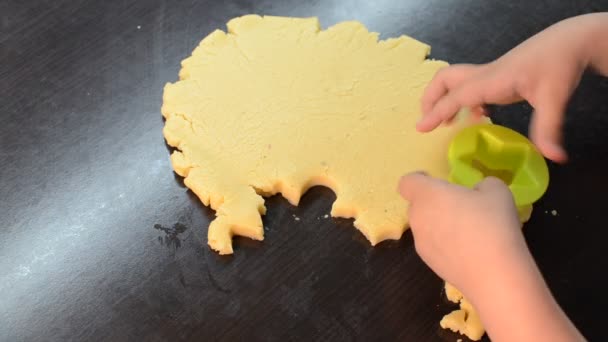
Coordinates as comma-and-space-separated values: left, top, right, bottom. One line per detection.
161, 15, 479, 254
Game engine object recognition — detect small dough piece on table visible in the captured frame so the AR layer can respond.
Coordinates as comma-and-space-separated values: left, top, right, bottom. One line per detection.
441, 283, 484, 341
444, 282, 464, 303
162, 15, 481, 255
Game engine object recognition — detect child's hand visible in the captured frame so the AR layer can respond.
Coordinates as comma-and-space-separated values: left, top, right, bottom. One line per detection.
419, 13, 608, 163
398, 173, 523, 296
398, 173, 585, 341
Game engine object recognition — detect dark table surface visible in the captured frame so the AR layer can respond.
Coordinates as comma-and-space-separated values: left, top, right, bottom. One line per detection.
2, 1, 608, 341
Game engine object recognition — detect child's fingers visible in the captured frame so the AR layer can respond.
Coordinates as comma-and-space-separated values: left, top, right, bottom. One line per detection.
529, 89, 569, 163
398, 172, 449, 202
444, 105, 485, 126
470, 105, 489, 119
474, 176, 510, 195
418, 80, 485, 132
421, 64, 481, 115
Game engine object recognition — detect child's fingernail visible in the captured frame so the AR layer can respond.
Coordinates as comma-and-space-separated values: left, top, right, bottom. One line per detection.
481, 106, 489, 116
416, 117, 427, 130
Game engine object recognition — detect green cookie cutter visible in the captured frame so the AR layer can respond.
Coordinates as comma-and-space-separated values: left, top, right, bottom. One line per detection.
448, 124, 549, 216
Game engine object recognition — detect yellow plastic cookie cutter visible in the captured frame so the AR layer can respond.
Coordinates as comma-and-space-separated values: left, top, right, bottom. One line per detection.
448, 124, 549, 213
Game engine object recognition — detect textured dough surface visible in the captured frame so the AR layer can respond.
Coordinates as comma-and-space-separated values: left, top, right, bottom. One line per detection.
162, 15, 477, 255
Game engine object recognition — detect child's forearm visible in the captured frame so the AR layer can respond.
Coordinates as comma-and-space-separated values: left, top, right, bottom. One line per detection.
469, 248, 585, 342
586, 13, 608, 75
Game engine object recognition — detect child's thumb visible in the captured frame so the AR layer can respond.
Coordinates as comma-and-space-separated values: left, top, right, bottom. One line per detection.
474, 176, 510, 194
398, 172, 442, 202
529, 92, 568, 163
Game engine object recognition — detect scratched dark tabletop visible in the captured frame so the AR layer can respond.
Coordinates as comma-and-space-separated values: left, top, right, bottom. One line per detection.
2, 1, 608, 341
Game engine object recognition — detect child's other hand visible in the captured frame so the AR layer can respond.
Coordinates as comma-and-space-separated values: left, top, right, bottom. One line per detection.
398, 172, 585, 341
418, 15, 602, 163
397, 173, 525, 299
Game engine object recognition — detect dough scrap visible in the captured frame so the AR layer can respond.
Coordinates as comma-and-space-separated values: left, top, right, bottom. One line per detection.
161, 15, 478, 254
441, 283, 484, 341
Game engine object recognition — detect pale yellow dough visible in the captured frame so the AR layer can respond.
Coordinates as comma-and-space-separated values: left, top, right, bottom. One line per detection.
162, 14, 480, 254
441, 283, 485, 341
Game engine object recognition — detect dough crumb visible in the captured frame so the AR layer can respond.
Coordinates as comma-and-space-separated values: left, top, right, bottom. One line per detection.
551, 209, 558, 216
324, 214, 329, 219
293, 214, 300, 221
137, 25, 141, 30
441, 283, 484, 341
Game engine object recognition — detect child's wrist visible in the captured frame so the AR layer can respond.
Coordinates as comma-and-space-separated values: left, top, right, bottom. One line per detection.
466, 250, 535, 304
466, 250, 571, 340
455, 238, 530, 304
